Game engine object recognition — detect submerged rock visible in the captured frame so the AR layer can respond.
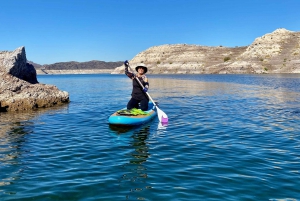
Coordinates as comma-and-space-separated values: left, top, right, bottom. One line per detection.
0, 47, 69, 112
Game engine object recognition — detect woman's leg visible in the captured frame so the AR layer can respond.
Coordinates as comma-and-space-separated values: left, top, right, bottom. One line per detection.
140, 99, 149, 111
127, 98, 139, 110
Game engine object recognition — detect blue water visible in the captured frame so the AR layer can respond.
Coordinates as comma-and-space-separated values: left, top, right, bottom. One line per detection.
1, 74, 300, 201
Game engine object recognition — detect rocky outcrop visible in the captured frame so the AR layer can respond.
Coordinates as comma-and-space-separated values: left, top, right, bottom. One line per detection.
0, 47, 69, 112
0, 47, 38, 83
112, 28, 300, 74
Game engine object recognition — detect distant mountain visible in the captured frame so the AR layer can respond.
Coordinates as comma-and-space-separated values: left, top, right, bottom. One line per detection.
28, 60, 123, 70
27, 61, 43, 69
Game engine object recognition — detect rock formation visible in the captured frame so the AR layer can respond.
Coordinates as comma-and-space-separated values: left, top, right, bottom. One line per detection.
0, 46, 69, 112
112, 28, 300, 74
0, 47, 38, 83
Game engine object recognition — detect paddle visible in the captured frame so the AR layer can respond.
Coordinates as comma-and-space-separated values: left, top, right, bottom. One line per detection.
128, 64, 168, 124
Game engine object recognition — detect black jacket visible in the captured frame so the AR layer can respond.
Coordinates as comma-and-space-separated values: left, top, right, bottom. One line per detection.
125, 66, 149, 101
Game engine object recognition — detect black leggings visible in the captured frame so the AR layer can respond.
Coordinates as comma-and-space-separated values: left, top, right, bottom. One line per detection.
127, 98, 149, 111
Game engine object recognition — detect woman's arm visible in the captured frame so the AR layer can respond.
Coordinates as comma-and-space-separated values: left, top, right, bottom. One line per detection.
142, 75, 149, 89
124, 60, 134, 79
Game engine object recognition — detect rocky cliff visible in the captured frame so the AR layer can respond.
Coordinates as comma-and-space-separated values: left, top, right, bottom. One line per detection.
0, 47, 69, 112
112, 28, 300, 74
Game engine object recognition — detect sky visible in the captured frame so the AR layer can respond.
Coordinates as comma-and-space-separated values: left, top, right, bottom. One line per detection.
1, 0, 299, 65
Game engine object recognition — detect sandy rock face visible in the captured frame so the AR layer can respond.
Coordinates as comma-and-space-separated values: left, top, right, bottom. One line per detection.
237, 28, 300, 73
0, 47, 69, 112
112, 28, 300, 74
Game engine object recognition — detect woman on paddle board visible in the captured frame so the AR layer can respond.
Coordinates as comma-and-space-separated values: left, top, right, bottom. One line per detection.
124, 60, 149, 111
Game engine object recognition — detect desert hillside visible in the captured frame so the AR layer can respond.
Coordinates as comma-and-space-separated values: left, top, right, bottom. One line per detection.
112, 28, 300, 74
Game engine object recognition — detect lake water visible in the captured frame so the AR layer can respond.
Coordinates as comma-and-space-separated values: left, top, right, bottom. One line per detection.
1, 74, 300, 201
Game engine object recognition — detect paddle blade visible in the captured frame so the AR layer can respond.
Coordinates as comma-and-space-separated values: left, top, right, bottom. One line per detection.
156, 107, 168, 124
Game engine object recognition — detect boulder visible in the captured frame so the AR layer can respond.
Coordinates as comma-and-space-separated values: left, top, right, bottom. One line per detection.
0, 47, 69, 112
1, 46, 38, 84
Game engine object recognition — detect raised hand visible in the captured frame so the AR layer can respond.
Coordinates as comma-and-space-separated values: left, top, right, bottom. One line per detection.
124, 60, 129, 67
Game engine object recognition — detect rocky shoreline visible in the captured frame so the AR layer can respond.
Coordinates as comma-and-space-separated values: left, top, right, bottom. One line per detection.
0, 47, 69, 112
36, 69, 113, 75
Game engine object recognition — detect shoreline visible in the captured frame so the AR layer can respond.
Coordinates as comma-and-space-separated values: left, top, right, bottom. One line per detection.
36, 69, 300, 75
36, 69, 114, 75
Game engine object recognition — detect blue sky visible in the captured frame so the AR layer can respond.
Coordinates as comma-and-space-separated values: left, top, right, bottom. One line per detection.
1, 0, 299, 64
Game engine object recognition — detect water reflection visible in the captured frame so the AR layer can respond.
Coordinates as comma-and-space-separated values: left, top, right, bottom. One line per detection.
109, 124, 134, 135
0, 105, 69, 191
109, 124, 151, 200
128, 126, 150, 165
0, 105, 69, 137
149, 77, 300, 115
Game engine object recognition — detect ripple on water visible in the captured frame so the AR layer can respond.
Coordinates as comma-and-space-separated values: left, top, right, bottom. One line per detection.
1, 74, 300, 200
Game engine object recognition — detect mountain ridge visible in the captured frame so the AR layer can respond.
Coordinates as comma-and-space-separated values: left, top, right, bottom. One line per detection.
112, 28, 300, 74
29, 60, 123, 70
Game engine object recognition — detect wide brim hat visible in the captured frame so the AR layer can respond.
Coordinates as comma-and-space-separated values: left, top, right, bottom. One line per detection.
135, 63, 148, 74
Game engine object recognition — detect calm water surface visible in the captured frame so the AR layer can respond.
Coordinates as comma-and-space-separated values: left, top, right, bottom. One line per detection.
1, 74, 300, 201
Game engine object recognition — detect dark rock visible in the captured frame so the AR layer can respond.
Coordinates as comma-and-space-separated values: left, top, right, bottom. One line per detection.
0, 47, 69, 112
24, 63, 38, 84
